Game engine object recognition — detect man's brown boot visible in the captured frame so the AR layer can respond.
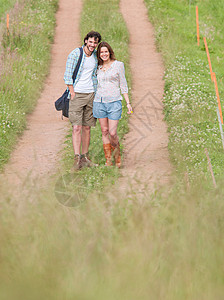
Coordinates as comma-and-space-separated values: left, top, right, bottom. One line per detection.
81, 153, 98, 168
111, 142, 121, 168
103, 143, 113, 166
73, 154, 82, 170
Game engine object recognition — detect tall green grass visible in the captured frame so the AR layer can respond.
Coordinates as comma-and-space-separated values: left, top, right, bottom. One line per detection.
144, 0, 224, 185
0, 0, 58, 169
0, 176, 224, 299
0, 0, 17, 20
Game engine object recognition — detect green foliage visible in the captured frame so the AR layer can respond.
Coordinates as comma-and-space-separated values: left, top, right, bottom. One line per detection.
0, 0, 58, 168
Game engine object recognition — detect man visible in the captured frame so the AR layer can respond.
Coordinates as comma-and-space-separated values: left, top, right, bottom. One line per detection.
64, 31, 101, 170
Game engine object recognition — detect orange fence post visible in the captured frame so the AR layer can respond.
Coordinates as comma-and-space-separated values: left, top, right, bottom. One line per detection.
196, 6, 200, 46
213, 72, 223, 124
204, 37, 213, 81
7, 14, 9, 35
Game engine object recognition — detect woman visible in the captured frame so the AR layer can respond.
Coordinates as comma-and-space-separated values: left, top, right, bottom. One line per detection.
93, 42, 132, 167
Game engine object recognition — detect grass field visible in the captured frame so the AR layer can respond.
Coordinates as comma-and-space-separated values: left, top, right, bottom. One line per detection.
0, 0, 224, 299
0, 0, 58, 169
144, 0, 224, 184
0, 0, 17, 20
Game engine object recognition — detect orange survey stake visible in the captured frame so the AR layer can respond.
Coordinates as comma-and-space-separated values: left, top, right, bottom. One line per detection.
204, 37, 213, 81
213, 72, 223, 124
7, 14, 9, 32
196, 6, 200, 46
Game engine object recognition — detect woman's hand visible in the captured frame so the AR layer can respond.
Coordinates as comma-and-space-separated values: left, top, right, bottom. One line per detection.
127, 103, 133, 114
123, 93, 133, 114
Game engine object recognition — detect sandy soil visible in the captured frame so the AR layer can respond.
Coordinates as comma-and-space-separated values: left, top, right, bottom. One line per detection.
1, 0, 82, 186
118, 0, 172, 194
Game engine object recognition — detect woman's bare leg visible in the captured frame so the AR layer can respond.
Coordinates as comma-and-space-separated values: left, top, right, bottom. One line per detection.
99, 118, 110, 144
108, 119, 119, 146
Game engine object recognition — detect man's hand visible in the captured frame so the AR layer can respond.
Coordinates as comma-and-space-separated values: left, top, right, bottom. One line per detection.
70, 91, 76, 99
68, 85, 75, 99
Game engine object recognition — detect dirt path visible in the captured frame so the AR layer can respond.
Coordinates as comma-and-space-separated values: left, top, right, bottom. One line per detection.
1, 0, 171, 197
1, 0, 82, 186
118, 0, 172, 194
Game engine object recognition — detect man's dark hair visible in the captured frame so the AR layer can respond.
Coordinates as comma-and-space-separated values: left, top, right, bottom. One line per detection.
83, 31, 101, 45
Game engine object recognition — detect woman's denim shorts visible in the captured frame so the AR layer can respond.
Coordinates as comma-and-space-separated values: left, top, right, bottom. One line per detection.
93, 100, 122, 120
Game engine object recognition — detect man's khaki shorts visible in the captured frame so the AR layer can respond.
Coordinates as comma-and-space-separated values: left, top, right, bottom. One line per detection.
69, 92, 96, 127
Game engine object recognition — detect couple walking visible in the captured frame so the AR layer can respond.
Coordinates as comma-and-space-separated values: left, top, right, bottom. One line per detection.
64, 31, 132, 170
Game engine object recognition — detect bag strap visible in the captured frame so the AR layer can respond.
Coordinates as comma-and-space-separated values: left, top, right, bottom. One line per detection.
72, 47, 83, 83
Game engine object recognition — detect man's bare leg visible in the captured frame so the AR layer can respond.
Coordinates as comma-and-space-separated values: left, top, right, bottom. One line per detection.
81, 125, 97, 167
81, 125, 91, 154
72, 125, 82, 154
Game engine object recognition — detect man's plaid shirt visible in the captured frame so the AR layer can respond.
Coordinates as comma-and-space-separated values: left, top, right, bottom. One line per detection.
64, 46, 98, 96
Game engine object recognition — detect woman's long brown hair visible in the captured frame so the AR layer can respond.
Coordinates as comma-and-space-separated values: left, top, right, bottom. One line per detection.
97, 42, 116, 65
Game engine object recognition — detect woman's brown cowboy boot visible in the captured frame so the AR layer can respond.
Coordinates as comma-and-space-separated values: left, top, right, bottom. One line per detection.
103, 143, 113, 166
111, 142, 121, 168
